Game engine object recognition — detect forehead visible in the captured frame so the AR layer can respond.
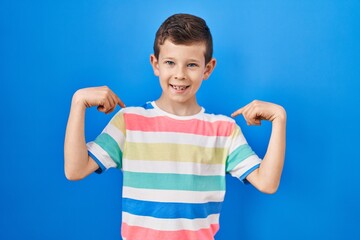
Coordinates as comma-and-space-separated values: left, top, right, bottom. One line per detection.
159, 40, 206, 61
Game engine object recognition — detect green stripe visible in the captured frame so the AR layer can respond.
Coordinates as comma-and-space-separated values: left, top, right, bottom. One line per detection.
95, 133, 122, 169
226, 144, 255, 172
124, 142, 227, 164
123, 171, 225, 191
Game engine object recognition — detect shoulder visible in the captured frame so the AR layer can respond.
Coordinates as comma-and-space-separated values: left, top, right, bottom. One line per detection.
115, 101, 158, 117
202, 110, 236, 124
201, 111, 238, 136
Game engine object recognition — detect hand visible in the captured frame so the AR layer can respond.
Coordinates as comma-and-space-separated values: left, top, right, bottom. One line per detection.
73, 86, 126, 114
231, 100, 286, 126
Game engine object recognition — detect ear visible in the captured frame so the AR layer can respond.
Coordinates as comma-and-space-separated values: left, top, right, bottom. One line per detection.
203, 58, 217, 80
150, 54, 160, 76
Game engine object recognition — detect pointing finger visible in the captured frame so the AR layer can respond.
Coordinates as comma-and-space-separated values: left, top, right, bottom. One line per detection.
116, 96, 126, 108
231, 107, 244, 118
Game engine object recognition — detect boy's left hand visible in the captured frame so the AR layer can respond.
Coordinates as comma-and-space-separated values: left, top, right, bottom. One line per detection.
231, 100, 286, 126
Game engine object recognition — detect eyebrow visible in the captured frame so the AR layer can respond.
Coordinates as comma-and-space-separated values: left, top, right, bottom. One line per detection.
161, 57, 201, 63
161, 57, 175, 60
187, 59, 201, 63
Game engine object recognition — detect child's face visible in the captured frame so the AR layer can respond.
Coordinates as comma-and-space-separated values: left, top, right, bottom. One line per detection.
150, 40, 216, 107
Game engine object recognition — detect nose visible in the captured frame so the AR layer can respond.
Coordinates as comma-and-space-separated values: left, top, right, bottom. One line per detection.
174, 66, 186, 80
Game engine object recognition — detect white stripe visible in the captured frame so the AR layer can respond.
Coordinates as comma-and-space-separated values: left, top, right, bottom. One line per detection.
228, 130, 248, 154
127, 130, 230, 148
229, 155, 262, 178
122, 212, 220, 231
86, 142, 117, 169
202, 112, 234, 122
122, 159, 225, 176
123, 104, 234, 123
102, 123, 125, 151
123, 106, 165, 117
122, 186, 225, 203
229, 138, 248, 154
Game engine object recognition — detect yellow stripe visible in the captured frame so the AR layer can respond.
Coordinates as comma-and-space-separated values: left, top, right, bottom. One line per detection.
231, 125, 241, 139
124, 142, 227, 164
110, 112, 126, 136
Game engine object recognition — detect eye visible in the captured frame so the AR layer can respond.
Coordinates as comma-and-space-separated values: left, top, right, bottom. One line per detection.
187, 63, 199, 68
165, 61, 175, 66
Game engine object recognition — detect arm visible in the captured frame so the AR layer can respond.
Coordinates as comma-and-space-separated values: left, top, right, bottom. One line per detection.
64, 86, 125, 181
231, 100, 286, 194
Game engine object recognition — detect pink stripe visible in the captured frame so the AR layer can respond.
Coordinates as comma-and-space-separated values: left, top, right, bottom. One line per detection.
124, 113, 234, 136
122, 222, 219, 240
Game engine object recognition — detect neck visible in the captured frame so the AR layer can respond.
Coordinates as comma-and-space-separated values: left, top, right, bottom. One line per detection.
155, 97, 201, 116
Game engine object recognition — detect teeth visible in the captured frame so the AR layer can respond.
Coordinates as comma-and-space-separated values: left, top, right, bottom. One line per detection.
172, 85, 187, 90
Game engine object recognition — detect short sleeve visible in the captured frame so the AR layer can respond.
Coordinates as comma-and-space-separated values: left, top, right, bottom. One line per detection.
87, 110, 126, 174
226, 124, 262, 183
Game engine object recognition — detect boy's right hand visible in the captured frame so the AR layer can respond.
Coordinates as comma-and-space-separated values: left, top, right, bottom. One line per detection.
72, 86, 126, 114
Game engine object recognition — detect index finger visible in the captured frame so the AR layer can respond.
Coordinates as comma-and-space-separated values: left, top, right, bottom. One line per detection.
231, 107, 244, 118
116, 95, 126, 108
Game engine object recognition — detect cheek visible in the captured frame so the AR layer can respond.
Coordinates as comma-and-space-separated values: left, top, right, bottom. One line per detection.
190, 71, 205, 81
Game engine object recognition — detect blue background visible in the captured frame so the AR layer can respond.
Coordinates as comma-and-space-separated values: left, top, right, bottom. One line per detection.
1, 0, 359, 239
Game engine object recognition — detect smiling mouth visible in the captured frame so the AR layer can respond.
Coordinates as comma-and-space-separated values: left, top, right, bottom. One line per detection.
170, 84, 190, 91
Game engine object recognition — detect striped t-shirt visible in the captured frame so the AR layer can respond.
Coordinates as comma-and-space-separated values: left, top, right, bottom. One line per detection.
87, 101, 261, 240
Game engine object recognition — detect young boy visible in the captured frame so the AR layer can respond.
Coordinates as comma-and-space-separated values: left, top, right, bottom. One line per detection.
64, 13, 286, 240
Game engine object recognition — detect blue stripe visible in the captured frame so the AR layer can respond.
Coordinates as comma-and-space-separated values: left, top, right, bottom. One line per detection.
88, 151, 106, 174
142, 101, 154, 109
240, 163, 260, 184
122, 198, 222, 219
